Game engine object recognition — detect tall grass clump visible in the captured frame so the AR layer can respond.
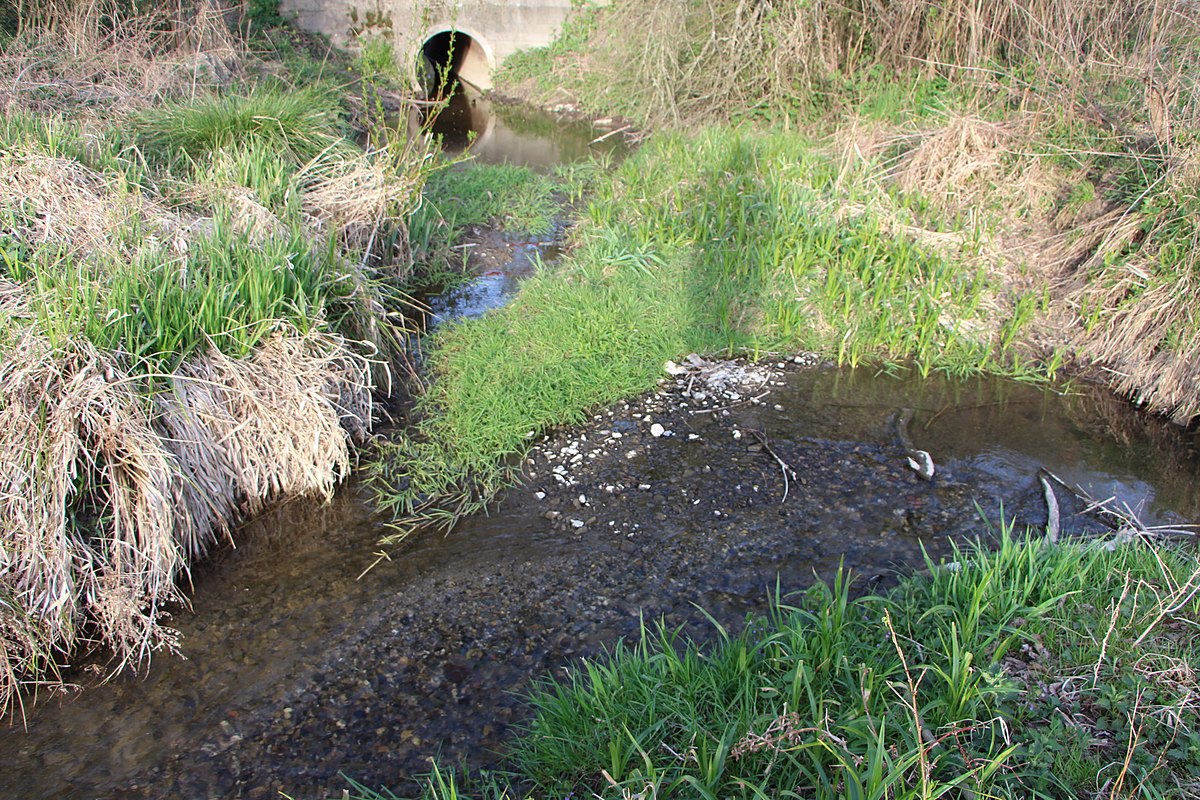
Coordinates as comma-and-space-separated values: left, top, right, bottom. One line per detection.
132, 84, 350, 168
397, 532, 1200, 799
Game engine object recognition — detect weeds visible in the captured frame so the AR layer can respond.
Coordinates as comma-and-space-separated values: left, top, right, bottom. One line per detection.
390, 531, 1200, 800
418, 163, 560, 239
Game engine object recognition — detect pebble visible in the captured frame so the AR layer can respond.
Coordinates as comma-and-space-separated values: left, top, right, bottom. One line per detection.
650, 423, 665, 438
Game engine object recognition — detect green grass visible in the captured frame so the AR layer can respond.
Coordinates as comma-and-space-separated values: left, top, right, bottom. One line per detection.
131, 84, 350, 169
402, 161, 564, 292
418, 163, 560, 238
371, 531, 1200, 800
2, 212, 346, 371
0, 107, 150, 186
0, 67, 443, 374
369, 127, 1047, 533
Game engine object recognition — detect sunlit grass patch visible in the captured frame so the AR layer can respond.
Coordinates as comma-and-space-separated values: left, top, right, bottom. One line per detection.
396, 531, 1200, 800
401, 161, 566, 291
368, 128, 1047, 534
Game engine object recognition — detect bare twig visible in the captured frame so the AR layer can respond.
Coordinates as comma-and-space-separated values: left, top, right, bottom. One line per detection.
749, 429, 797, 504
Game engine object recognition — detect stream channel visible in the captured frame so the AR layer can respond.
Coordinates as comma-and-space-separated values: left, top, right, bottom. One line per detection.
2, 91, 1199, 800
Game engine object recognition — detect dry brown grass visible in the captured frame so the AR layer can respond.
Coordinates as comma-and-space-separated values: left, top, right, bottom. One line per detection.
0, 324, 373, 714
299, 148, 424, 276
0, 146, 181, 257
0, 0, 428, 719
1071, 261, 1200, 423
892, 115, 1037, 209
0, 0, 243, 113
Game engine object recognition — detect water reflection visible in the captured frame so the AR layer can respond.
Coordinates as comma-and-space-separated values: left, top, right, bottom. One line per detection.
421, 85, 628, 169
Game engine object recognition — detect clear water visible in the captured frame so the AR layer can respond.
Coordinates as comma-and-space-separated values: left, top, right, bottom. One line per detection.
1, 93, 1197, 800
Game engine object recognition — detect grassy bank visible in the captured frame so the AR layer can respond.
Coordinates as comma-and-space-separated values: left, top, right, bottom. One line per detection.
497, 0, 1200, 425
372, 531, 1200, 799
369, 126, 1049, 535
0, 1, 435, 712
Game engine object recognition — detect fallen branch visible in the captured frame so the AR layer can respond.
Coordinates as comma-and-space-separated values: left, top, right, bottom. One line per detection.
1038, 469, 1060, 544
749, 429, 797, 504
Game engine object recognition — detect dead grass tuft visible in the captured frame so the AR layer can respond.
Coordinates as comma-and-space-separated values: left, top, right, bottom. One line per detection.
0, 324, 373, 715
0, 147, 176, 258
1071, 261, 1200, 423
0, 331, 189, 700
892, 116, 1019, 204
299, 149, 423, 277
0, 0, 244, 114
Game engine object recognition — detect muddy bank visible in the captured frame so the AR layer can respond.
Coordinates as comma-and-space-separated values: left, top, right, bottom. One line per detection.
4, 354, 1194, 799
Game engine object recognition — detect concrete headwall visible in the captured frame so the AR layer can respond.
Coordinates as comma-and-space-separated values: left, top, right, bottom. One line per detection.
279, 0, 580, 90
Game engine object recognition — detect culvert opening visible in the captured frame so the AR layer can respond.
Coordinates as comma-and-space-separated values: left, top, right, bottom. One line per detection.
421, 30, 491, 94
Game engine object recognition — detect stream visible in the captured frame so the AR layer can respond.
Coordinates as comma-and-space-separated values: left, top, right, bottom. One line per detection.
1, 92, 1198, 800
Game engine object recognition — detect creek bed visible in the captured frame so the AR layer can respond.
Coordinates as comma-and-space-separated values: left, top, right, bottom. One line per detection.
2, 94, 1199, 800
0, 358, 1196, 799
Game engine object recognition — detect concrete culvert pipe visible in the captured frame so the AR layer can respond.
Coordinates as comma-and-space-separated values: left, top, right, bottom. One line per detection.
420, 29, 494, 93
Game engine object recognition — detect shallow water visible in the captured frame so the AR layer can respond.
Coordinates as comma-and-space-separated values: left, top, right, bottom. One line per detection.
3, 93, 1199, 800
0, 364, 1196, 799
424, 86, 628, 169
